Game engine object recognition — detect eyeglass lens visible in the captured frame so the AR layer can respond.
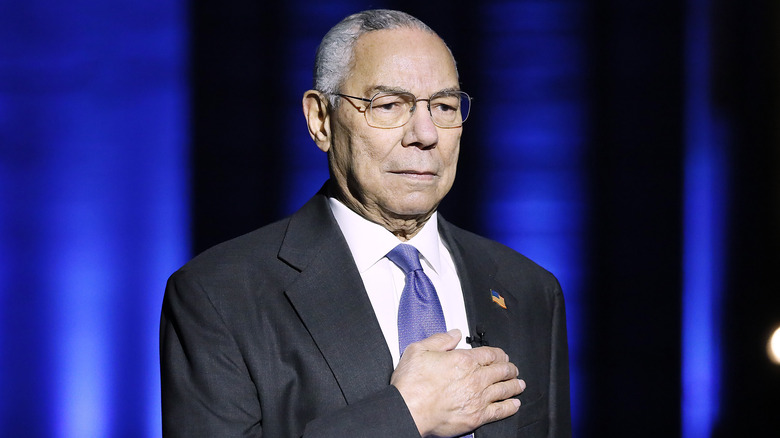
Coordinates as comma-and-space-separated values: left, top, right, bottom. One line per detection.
367, 92, 470, 128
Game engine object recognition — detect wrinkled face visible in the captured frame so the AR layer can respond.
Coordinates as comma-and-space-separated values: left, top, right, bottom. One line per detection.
328, 28, 462, 221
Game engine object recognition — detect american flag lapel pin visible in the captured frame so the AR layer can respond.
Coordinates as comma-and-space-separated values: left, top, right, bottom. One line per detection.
491, 289, 507, 309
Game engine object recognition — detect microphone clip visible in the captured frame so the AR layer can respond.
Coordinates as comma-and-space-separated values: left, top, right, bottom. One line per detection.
466, 326, 488, 347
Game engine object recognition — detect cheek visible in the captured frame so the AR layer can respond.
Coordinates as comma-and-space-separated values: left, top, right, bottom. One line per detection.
440, 135, 461, 170
446, 145, 460, 166
353, 132, 399, 169
330, 121, 381, 175
328, 139, 352, 179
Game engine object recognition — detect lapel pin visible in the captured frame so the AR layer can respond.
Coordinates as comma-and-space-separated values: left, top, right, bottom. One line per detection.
491, 289, 507, 309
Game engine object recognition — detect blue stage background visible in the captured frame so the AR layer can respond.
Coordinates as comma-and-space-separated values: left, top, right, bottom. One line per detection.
1, 1, 189, 436
2, 1, 779, 437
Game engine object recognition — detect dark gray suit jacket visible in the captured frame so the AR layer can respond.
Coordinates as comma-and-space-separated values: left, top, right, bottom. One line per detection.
160, 190, 571, 437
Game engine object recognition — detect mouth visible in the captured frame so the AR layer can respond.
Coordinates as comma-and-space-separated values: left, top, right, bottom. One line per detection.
390, 170, 437, 180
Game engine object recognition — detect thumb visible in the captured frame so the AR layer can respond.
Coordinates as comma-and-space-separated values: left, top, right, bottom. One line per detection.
416, 329, 462, 352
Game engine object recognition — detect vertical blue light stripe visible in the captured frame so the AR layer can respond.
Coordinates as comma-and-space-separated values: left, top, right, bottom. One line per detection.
683, 0, 726, 436
477, 1, 587, 432
0, 1, 188, 436
280, 0, 362, 213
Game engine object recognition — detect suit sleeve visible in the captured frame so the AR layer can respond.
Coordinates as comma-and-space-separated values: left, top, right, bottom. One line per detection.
160, 271, 263, 437
301, 386, 421, 437
547, 283, 572, 438
160, 270, 422, 438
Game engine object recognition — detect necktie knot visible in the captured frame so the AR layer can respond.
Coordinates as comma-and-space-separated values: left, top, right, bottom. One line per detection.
386, 243, 424, 275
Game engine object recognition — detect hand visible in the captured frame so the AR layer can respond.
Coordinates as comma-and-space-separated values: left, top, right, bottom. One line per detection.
390, 329, 525, 437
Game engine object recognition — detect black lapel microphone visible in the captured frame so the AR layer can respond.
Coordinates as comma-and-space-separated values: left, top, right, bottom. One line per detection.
466, 325, 488, 347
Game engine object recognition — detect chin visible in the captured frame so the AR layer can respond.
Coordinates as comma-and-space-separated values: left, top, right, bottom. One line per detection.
385, 197, 441, 219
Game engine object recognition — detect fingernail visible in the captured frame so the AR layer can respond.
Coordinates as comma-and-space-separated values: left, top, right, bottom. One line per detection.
518, 379, 526, 391
512, 398, 521, 408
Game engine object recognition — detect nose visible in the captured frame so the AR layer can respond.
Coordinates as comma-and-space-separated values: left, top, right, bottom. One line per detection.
402, 102, 439, 149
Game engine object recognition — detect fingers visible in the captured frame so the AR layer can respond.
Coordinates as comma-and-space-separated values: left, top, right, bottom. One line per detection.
482, 397, 522, 424
481, 377, 526, 405
407, 332, 512, 366
469, 345, 511, 367
407, 329, 462, 353
478, 378, 525, 426
481, 359, 519, 383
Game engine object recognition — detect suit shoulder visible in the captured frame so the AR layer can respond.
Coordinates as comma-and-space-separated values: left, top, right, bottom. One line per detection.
170, 217, 291, 286
444, 222, 561, 291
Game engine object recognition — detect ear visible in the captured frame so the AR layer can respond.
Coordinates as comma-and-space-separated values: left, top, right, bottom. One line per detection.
302, 90, 332, 152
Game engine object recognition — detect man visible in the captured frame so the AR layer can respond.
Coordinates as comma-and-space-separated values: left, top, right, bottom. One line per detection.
161, 9, 570, 438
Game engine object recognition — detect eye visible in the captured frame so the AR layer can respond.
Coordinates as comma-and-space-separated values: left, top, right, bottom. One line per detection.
371, 94, 409, 113
431, 96, 460, 114
375, 101, 403, 112
433, 102, 457, 112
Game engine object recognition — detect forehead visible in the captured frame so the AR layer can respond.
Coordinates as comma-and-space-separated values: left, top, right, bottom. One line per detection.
346, 28, 459, 94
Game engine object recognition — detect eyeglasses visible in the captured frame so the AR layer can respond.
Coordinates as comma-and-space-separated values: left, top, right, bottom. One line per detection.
334, 90, 472, 129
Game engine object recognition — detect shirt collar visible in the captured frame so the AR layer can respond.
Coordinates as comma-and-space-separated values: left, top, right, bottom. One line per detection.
328, 197, 442, 274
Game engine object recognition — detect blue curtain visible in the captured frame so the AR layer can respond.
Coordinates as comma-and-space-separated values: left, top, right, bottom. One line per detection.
7, 0, 773, 436
0, 1, 188, 436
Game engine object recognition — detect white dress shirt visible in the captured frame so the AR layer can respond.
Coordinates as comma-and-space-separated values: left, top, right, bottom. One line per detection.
328, 197, 472, 368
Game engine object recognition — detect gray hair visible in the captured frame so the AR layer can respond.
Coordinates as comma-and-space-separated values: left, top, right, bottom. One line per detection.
313, 9, 455, 107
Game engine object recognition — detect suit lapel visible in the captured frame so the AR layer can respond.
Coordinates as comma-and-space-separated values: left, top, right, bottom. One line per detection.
279, 193, 394, 404
438, 218, 519, 356
439, 218, 526, 437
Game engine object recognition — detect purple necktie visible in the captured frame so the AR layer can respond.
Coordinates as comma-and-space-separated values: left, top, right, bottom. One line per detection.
387, 244, 447, 356
387, 244, 475, 438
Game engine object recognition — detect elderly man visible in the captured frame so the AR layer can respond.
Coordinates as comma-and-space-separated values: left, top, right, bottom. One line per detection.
161, 9, 570, 438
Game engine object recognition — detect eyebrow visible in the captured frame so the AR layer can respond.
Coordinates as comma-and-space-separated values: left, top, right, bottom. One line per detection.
367, 85, 462, 96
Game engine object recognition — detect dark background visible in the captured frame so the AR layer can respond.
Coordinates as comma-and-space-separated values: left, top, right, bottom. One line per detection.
192, 1, 779, 437
1, 0, 778, 436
